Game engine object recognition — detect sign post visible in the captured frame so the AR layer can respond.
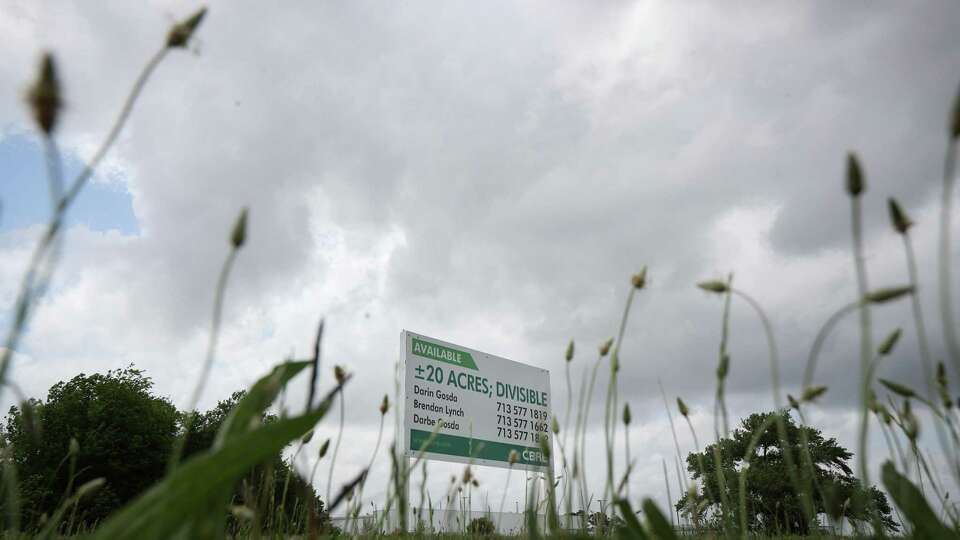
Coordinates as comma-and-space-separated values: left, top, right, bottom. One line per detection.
401, 330, 553, 474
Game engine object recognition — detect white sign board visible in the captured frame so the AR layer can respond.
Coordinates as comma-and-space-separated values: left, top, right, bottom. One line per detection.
401, 330, 553, 472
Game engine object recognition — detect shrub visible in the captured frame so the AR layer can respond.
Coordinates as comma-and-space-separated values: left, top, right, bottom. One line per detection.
468, 516, 496, 536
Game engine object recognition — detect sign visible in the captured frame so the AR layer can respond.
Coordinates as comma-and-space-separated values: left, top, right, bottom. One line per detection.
401, 330, 552, 472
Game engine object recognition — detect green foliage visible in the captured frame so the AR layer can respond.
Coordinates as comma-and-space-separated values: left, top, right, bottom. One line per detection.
2, 366, 177, 529
89, 396, 333, 539
467, 516, 495, 536
881, 461, 953, 539
182, 387, 332, 535
1, 362, 332, 537
676, 411, 897, 535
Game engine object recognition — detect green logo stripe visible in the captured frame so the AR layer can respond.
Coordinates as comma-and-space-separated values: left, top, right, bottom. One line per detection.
409, 429, 549, 468
411, 337, 478, 370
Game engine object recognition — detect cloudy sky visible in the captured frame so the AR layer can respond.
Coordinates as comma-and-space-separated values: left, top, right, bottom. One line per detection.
2, 0, 960, 520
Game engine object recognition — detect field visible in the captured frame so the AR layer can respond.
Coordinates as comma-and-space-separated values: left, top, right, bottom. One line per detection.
4, 7, 960, 540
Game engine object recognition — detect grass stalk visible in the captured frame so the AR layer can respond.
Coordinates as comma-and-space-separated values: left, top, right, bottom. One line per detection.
715, 274, 733, 440
604, 286, 638, 507
900, 232, 936, 402
895, 228, 960, 487
351, 407, 387, 523
169, 209, 246, 471
737, 414, 778, 537
496, 461, 515, 532
846, 154, 875, 491
877, 416, 906, 471
326, 390, 346, 504
678, 408, 710, 532
731, 287, 817, 532
623, 415, 631, 502
661, 459, 675, 528
658, 379, 688, 523
571, 361, 587, 490
578, 349, 605, 515
802, 301, 859, 391
938, 133, 960, 371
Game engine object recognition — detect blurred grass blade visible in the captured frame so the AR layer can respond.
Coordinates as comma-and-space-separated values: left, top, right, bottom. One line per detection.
642, 498, 680, 540
91, 386, 337, 540
615, 499, 649, 540
881, 461, 953, 539
214, 360, 311, 448
878, 378, 916, 399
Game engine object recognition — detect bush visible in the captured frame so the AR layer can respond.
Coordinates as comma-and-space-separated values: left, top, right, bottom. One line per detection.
468, 516, 496, 536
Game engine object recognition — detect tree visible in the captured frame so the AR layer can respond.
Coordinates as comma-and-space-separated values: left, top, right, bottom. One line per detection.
676, 411, 897, 535
2, 367, 330, 534
3, 366, 178, 528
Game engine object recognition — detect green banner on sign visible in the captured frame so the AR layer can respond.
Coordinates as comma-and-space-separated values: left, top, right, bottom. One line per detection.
409, 429, 549, 468
411, 337, 479, 370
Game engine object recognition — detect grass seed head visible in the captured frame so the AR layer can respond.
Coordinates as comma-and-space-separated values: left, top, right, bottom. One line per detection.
879, 378, 916, 399
301, 429, 314, 445
318, 438, 331, 459
334, 365, 346, 384
230, 207, 248, 248
801, 385, 828, 402
28, 53, 61, 135
631, 267, 647, 290
76, 478, 106, 499
877, 328, 902, 356
166, 7, 208, 48
509, 449, 518, 465
565, 340, 574, 362
938, 362, 952, 409
887, 198, 913, 234
716, 353, 729, 380
379, 394, 389, 415
787, 394, 800, 410
901, 402, 920, 440
846, 153, 864, 196
599, 338, 613, 357
868, 390, 880, 413
952, 82, 960, 139
537, 433, 551, 459
697, 280, 728, 294
676, 397, 690, 417
230, 506, 255, 522
462, 466, 472, 485
622, 403, 631, 426
551, 416, 560, 434
865, 285, 914, 304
